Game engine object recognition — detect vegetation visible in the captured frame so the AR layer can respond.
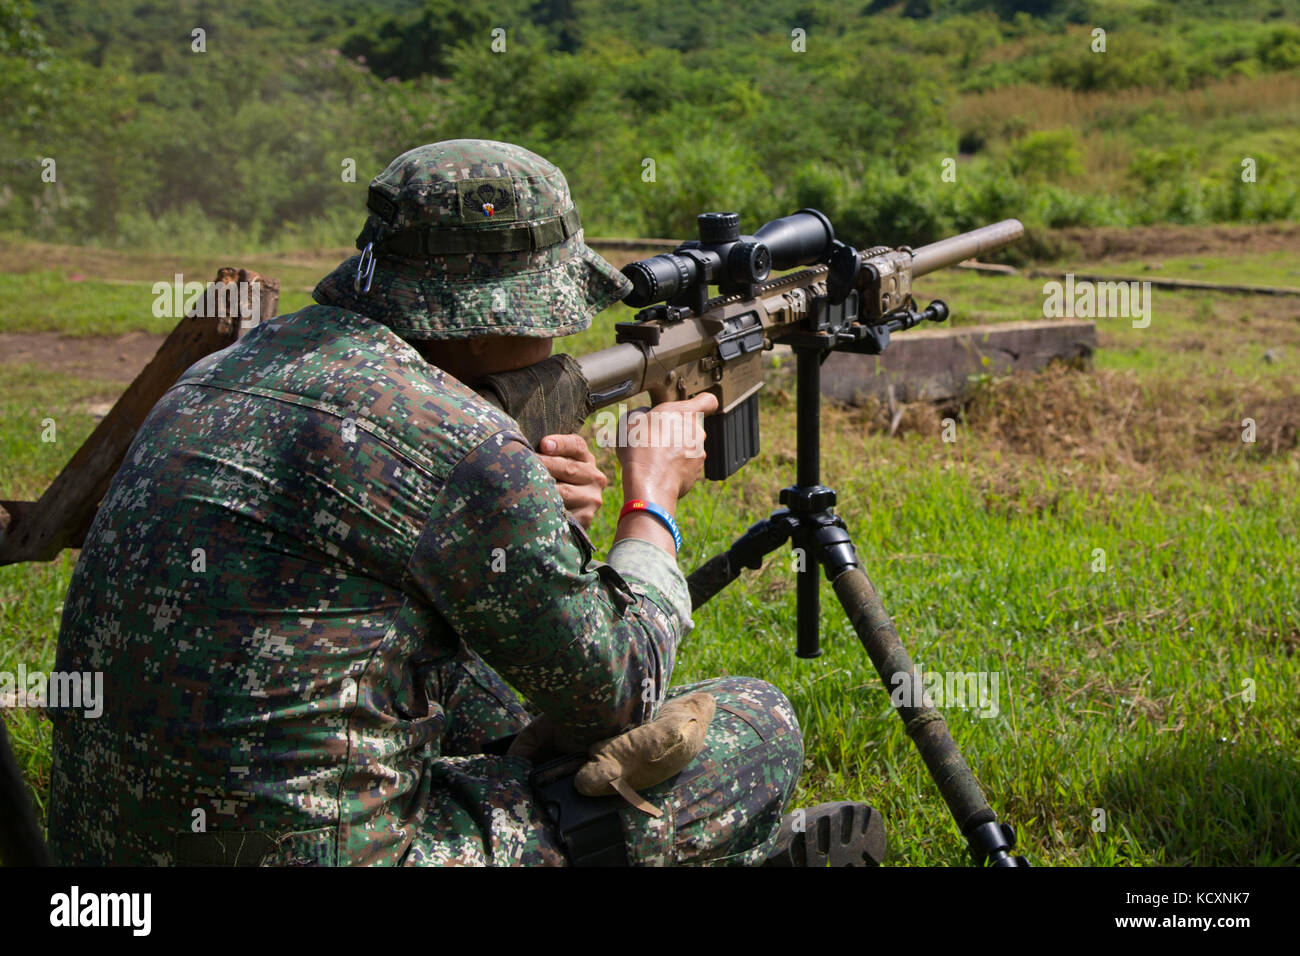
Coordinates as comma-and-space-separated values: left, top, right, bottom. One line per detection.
1, 0, 1297, 866
1, 0, 1298, 253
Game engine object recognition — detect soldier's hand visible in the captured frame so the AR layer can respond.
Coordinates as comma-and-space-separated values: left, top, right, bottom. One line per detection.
537, 433, 608, 530
616, 392, 718, 503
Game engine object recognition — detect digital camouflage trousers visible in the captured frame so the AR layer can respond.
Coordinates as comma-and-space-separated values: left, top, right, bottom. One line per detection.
409, 654, 805, 866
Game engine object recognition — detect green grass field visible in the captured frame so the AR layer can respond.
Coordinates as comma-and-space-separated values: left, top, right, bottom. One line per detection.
1, 231, 1297, 865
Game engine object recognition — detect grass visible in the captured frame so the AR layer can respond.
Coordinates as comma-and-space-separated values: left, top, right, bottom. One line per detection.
647, 375, 1299, 865
0, 270, 325, 337
0, 272, 172, 338
1, 234, 1298, 866
1072, 250, 1300, 288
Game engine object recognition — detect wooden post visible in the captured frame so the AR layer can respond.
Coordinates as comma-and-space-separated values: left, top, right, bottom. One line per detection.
0, 269, 276, 566
236, 269, 280, 337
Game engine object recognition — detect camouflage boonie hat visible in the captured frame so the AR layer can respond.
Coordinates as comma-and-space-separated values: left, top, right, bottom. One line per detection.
313, 140, 632, 340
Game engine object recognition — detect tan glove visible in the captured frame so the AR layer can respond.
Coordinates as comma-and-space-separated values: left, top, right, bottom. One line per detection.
578, 692, 715, 816
507, 692, 716, 818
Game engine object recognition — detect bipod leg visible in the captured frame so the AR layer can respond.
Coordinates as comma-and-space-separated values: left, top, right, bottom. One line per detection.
687, 514, 797, 610
829, 565, 1028, 867
0, 719, 51, 865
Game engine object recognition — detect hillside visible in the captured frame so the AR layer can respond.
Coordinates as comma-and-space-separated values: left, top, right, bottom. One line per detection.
1, 0, 1297, 252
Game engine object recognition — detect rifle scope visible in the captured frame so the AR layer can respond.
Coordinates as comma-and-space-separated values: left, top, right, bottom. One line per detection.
622, 209, 835, 309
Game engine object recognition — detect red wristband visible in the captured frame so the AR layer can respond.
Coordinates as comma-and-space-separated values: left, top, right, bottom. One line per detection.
618, 499, 683, 551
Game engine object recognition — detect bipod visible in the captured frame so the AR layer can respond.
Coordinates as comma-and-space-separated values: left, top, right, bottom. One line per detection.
687, 337, 1029, 867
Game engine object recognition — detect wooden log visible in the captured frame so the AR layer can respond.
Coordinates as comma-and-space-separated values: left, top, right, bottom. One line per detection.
236, 269, 280, 338
0, 266, 282, 565
955, 260, 1019, 275
0, 311, 238, 565
0, 501, 35, 536
820, 319, 1097, 406
1027, 269, 1300, 297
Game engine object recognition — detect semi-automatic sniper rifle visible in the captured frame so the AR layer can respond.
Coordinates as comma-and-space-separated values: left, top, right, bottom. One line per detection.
479, 209, 1031, 866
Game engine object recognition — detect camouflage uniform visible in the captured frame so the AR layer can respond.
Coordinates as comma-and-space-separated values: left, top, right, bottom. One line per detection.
46, 141, 803, 866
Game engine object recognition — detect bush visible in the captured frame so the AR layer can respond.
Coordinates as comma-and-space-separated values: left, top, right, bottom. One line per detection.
630, 133, 777, 240
1007, 128, 1085, 182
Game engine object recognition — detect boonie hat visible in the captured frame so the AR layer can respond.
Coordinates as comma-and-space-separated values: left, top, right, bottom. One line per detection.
313, 139, 631, 340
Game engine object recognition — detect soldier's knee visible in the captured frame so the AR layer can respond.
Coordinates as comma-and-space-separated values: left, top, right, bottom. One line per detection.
683, 674, 803, 803
699, 674, 801, 736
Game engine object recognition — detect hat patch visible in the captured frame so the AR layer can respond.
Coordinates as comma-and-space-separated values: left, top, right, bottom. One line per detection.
456, 177, 518, 224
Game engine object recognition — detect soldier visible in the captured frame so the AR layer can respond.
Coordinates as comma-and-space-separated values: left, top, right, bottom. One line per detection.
47, 140, 885, 866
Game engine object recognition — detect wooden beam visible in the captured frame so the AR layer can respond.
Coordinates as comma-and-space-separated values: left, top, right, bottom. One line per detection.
1027, 269, 1300, 297
0, 501, 35, 536
0, 312, 237, 565
0, 268, 283, 565
236, 269, 279, 337
0, 311, 237, 564
820, 319, 1097, 406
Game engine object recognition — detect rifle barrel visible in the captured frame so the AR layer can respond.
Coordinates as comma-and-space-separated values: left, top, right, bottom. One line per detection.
908, 219, 1023, 277
578, 219, 1026, 407
578, 342, 645, 409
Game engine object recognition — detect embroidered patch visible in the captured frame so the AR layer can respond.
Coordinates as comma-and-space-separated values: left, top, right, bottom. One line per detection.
456, 178, 518, 224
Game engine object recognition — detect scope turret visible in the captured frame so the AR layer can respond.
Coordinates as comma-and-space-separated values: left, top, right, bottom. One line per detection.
621, 208, 837, 311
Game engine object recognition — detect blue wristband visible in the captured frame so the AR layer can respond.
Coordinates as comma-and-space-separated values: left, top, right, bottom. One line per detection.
619, 499, 683, 552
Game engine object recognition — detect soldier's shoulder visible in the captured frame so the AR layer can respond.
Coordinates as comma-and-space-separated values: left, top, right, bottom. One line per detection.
177, 303, 521, 476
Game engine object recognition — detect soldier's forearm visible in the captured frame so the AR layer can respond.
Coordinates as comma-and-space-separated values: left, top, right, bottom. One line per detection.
606, 537, 692, 638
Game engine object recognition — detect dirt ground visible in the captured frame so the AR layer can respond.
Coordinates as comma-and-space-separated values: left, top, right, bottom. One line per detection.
1051, 222, 1300, 261
0, 330, 165, 385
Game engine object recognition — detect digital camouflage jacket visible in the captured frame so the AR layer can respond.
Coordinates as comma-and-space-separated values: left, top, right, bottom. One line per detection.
47, 304, 691, 865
